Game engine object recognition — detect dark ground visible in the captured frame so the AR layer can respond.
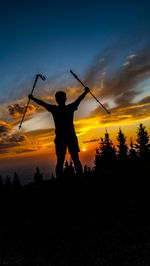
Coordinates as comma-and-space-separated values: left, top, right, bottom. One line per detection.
0, 166, 150, 265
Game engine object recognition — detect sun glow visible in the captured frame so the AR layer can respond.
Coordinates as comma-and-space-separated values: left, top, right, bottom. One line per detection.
82, 148, 86, 152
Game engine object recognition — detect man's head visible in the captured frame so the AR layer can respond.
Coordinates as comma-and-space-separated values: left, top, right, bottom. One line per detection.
55, 91, 66, 106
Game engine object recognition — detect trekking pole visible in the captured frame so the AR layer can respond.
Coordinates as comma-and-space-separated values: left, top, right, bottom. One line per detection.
70, 70, 110, 115
19, 74, 46, 129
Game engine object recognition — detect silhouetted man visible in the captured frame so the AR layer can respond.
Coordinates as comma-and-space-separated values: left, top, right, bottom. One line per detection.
28, 87, 89, 177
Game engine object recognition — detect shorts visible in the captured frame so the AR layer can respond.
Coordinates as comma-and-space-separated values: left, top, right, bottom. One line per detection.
54, 135, 80, 155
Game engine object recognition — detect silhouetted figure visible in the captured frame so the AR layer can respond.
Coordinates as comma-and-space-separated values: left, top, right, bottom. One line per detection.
28, 87, 89, 177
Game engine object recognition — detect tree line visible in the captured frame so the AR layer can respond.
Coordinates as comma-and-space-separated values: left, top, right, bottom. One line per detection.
95, 123, 150, 171
0, 123, 150, 189
0, 167, 43, 191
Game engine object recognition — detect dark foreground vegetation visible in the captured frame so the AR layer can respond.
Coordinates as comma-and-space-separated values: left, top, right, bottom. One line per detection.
0, 166, 150, 266
0, 123, 150, 265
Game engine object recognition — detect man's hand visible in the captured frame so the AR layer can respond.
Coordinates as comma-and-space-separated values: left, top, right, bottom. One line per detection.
85, 87, 90, 93
28, 94, 34, 100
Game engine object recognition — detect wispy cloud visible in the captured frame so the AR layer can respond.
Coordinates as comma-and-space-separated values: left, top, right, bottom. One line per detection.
0, 121, 12, 134
79, 41, 150, 127
138, 95, 150, 105
0, 133, 27, 154
83, 138, 99, 143
15, 148, 38, 154
86, 46, 150, 104
128, 54, 136, 59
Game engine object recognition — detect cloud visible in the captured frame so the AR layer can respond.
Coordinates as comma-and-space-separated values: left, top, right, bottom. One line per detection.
122, 62, 130, 67
91, 102, 150, 126
7, 104, 36, 117
83, 138, 99, 143
15, 148, 38, 154
0, 134, 27, 154
128, 54, 136, 59
103, 49, 150, 106
83, 43, 150, 107
80, 40, 150, 128
9, 134, 27, 143
0, 124, 55, 155
138, 95, 150, 105
0, 121, 12, 134
25, 128, 54, 136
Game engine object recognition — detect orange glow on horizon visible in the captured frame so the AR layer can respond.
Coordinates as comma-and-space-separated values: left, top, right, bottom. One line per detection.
1, 96, 150, 172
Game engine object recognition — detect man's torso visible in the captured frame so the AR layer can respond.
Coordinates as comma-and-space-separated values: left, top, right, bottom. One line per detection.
47, 103, 78, 140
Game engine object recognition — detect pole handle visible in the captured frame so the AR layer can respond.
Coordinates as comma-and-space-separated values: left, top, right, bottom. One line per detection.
19, 74, 46, 129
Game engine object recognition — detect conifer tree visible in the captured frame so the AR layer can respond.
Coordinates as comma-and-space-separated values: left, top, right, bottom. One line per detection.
13, 172, 21, 189
95, 131, 116, 170
84, 165, 88, 174
117, 129, 128, 161
70, 160, 75, 175
129, 138, 138, 161
84, 165, 91, 177
51, 173, 55, 179
0, 175, 4, 191
5, 176, 12, 190
64, 159, 75, 175
34, 167, 43, 183
135, 124, 150, 160
101, 131, 116, 161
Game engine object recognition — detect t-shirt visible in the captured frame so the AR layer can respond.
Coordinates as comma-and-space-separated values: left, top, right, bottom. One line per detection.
45, 102, 78, 140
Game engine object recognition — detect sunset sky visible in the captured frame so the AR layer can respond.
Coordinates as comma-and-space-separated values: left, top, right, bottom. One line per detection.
1, 0, 150, 181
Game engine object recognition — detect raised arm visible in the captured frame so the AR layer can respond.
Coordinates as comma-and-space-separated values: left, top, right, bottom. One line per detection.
73, 87, 89, 107
28, 94, 52, 111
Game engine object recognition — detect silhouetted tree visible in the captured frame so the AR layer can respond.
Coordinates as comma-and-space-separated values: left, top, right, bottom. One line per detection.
84, 165, 91, 178
135, 124, 150, 161
5, 176, 12, 190
84, 165, 89, 177
84, 165, 88, 174
0, 175, 4, 191
117, 129, 128, 161
13, 172, 21, 189
129, 138, 138, 162
64, 160, 75, 176
34, 167, 43, 183
88, 166, 91, 173
51, 173, 55, 179
95, 131, 116, 171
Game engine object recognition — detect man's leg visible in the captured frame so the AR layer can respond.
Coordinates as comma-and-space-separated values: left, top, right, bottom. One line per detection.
70, 152, 83, 175
56, 152, 66, 178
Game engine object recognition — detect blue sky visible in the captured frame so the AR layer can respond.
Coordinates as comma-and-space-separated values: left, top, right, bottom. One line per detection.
0, 0, 150, 103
